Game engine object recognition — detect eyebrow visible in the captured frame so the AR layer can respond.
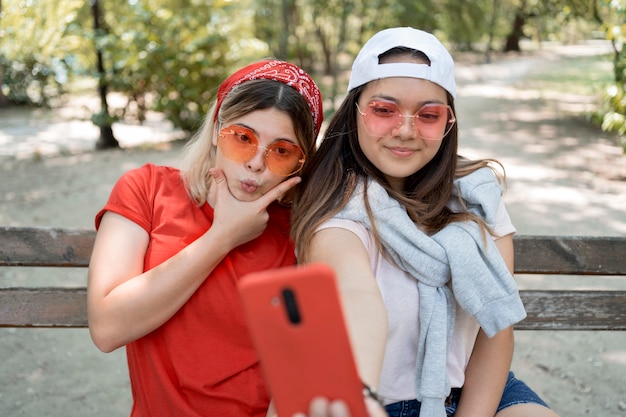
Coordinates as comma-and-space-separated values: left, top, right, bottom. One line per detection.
368, 96, 446, 106
233, 123, 300, 145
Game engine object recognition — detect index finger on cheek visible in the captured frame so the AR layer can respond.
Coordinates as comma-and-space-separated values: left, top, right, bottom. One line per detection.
275, 176, 300, 197
257, 177, 300, 208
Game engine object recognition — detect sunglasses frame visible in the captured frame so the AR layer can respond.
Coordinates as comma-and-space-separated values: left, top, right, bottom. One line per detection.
217, 125, 306, 176
356, 101, 456, 140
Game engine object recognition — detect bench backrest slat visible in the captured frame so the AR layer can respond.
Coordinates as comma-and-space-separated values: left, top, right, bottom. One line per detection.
2, 288, 624, 330
1, 227, 625, 329
0, 288, 87, 327
513, 235, 626, 275
2, 228, 625, 274
0, 226, 95, 267
519, 290, 626, 330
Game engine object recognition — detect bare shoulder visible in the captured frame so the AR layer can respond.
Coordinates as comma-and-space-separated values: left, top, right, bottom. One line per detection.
309, 227, 377, 290
310, 226, 369, 261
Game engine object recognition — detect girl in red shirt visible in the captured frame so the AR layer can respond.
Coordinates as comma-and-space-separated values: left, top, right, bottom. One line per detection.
88, 60, 329, 417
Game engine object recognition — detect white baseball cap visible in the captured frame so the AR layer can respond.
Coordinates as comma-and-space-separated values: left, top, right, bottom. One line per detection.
347, 27, 456, 98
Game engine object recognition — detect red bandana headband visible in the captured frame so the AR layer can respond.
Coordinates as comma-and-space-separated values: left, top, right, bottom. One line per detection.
214, 60, 323, 136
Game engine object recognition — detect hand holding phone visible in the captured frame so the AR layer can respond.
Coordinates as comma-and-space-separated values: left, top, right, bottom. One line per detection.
238, 263, 368, 417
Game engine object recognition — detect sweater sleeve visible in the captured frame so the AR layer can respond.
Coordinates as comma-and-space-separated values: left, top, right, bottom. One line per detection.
441, 223, 526, 337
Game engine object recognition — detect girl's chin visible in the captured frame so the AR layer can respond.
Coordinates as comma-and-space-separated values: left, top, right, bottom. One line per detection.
232, 188, 264, 202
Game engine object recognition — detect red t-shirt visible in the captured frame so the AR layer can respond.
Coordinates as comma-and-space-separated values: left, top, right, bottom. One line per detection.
95, 163, 296, 417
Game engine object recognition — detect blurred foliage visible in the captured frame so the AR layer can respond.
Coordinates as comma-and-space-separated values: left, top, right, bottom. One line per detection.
590, 0, 626, 151
78, 0, 269, 132
0, 53, 66, 106
1, 0, 269, 131
92, 0, 271, 131
1, 0, 85, 105
0, 0, 623, 147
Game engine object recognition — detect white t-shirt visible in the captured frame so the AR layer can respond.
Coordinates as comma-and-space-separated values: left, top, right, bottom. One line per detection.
317, 200, 516, 404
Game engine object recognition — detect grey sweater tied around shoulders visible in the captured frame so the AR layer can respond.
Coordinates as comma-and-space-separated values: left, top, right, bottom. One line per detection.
334, 167, 527, 417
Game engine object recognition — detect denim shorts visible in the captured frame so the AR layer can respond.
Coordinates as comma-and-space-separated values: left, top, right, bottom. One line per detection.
384, 371, 550, 417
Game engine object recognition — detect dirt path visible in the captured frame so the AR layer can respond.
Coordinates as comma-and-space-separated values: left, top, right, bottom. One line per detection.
453, 42, 626, 417
1, 42, 625, 417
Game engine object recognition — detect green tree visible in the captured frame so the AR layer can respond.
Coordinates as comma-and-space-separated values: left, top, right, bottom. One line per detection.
442, 0, 491, 50
0, 0, 8, 107
1, 0, 84, 106
4, 0, 615, 146
100, 0, 268, 132
90, 0, 118, 149
2, 0, 271, 135
592, 0, 626, 149
501, 0, 594, 51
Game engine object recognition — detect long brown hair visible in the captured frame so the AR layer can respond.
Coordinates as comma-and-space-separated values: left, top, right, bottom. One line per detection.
292, 50, 503, 262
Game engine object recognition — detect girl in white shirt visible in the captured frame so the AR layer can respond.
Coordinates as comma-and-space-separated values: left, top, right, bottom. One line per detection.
292, 27, 559, 417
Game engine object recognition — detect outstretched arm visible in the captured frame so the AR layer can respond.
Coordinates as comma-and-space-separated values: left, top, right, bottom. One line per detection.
307, 227, 388, 393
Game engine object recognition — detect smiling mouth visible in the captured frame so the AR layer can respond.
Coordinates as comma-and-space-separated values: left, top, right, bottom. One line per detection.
388, 147, 416, 157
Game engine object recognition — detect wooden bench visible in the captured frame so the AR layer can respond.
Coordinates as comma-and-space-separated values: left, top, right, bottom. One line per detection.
1, 226, 625, 330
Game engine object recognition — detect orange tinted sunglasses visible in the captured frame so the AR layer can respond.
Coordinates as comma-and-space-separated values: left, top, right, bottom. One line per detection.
218, 125, 305, 176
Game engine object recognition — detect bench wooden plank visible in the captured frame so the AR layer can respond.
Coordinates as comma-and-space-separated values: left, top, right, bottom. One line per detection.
513, 235, 626, 275
1, 228, 625, 274
0, 288, 87, 327
518, 290, 626, 331
1, 227, 625, 329
0, 226, 95, 267
1, 288, 626, 330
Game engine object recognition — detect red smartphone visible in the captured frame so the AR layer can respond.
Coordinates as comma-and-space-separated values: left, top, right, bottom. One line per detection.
238, 263, 367, 417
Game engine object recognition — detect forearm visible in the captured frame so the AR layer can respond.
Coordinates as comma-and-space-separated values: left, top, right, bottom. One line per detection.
454, 327, 514, 417
308, 228, 387, 389
341, 286, 388, 388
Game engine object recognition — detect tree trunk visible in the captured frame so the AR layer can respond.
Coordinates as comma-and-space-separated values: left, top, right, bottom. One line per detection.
277, 0, 293, 60
90, 0, 119, 149
0, 0, 8, 107
0, 62, 8, 107
485, 0, 499, 63
503, 8, 525, 52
